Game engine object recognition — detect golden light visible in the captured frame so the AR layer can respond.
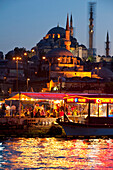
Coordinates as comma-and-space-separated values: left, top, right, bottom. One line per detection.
53, 34, 55, 38
27, 78, 30, 81
57, 58, 60, 61
4, 77, 6, 80
13, 57, 22, 61
31, 49, 35, 52
42, 56, 46, 60
57, 34, 60, 38
24, 52, 27, 56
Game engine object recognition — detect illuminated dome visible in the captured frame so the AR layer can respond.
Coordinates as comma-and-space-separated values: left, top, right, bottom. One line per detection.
46, 48, 74, 58
47, 26, 65, 36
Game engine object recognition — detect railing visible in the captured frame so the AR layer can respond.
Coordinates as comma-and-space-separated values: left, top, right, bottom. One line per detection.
67, 115, 86, 124
0, 117, 57, 127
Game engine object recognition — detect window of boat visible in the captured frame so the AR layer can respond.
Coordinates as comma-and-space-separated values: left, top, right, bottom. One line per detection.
90, 103, 107, 117
65, 103, 88, 118
109, 104, 113, 117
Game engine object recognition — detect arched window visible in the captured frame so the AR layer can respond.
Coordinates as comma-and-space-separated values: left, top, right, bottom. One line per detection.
62, 57, 65, 63
53, 34, 55, 38
57, 34, 60, 38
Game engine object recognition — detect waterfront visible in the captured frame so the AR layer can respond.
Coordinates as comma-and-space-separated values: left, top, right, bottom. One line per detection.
0, 137, 113, 169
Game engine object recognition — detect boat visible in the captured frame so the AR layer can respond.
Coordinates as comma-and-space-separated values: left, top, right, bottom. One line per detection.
57, 115, 113, 137
57, 94, 113, 137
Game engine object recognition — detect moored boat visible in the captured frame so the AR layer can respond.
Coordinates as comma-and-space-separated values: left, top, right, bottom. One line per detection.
57, 116, 113, 137
57, 94, 113, 137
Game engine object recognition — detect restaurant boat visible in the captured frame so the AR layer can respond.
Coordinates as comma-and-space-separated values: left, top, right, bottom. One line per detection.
57, 94, 113, 137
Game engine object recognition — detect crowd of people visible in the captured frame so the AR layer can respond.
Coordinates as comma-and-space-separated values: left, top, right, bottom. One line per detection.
0, 103, 64, 118
0, 102, 79, 118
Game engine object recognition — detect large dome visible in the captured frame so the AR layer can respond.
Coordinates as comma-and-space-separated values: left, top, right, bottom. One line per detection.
46, 48, 74, 58
47, 26, 65, 36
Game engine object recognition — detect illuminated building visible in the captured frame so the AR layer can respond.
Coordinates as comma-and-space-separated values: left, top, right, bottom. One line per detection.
36, 14, 88, 61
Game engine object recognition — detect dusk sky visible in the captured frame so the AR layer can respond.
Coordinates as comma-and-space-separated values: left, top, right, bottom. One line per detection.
0, 0, 113, 56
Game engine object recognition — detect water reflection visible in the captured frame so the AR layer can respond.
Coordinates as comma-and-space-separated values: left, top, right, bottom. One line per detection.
0, 138, 113, 169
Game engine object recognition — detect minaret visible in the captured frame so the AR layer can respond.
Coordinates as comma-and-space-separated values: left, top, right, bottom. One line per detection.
89, 3, 94, 50
65, 14, 71, 51
105, 31, 110, 57
70, 14, 73, 37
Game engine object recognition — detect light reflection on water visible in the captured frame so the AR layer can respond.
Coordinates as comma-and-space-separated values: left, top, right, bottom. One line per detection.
0, 138, 113, 169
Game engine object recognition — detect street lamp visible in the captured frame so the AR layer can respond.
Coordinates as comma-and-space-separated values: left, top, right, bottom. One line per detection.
27, 78, 30, 92
13, 57, 22, 91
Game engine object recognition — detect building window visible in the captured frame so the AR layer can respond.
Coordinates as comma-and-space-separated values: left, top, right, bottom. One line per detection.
53, 34, 55, 38
57, 34, 60, 38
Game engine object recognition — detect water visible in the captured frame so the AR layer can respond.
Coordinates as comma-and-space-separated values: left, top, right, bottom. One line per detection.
0, 137, 113, 169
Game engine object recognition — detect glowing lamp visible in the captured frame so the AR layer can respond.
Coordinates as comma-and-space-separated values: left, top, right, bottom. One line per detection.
42, 56, 46, 60
24, 52, 27, 56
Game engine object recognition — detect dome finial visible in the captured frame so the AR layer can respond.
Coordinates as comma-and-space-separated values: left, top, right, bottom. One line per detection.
57, 22, 59, 27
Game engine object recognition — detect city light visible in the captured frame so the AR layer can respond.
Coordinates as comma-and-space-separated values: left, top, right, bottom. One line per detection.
13, 56, 22, 91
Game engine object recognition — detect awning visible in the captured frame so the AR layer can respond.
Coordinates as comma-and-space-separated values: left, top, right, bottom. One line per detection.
5, 92, 68, 101
6, 93, 36, 101
6, 92, 113, 103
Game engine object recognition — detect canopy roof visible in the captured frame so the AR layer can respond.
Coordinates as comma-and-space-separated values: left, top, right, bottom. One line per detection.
6, 92, 113, 104
6, 92, 69, 101
6, 93, 36, 101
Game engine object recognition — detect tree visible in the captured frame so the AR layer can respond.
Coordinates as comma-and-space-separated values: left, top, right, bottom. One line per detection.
88, 55, 95, 63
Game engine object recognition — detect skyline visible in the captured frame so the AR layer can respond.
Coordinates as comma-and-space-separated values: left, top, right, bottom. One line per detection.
0, 0, 113, 56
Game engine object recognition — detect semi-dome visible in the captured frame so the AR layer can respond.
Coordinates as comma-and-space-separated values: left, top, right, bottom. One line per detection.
46, 48, 74, 58
79, 44, 87, 50
92, 67, 113, 79
47, 26, 65, 36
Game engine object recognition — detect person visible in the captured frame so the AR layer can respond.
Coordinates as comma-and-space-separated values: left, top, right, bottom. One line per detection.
6, 105, 10, 116
59, 109, 64, 117
30, 109, 34, 118
11, 104, 16, 117
53, 109, 57, 117
35, 109, 40, 118
40, 109, 45, 117
1, 103, 6, 117
67, 111, 71, 116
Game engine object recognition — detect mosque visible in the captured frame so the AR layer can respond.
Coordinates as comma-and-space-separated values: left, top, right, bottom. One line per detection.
36, 14, 91, 79
37, 14, 88, 61
30, 3, 113, 92
32, 3, 112, 84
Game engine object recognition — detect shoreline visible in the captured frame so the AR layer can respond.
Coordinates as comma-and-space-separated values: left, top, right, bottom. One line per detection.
0, 123, 66, 138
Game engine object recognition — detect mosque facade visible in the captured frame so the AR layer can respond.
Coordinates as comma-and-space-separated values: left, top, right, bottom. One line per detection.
35, 14, 90, 79
37, 14, 88, 62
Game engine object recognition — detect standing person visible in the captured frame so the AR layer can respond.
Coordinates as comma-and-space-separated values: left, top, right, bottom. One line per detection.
30, 109, 34, 118
40, 109, 45, 117
11, 104, 16, 117
35, 109, 40, 118
1, 103, 6, 117
59, 109, 64, 118
6, 105, 10, 116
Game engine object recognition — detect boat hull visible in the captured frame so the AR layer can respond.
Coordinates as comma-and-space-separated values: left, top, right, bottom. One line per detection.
59, 122, 113, 137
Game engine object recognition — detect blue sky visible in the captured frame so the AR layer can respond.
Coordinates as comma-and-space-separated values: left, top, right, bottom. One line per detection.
0, 0, 113, 56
